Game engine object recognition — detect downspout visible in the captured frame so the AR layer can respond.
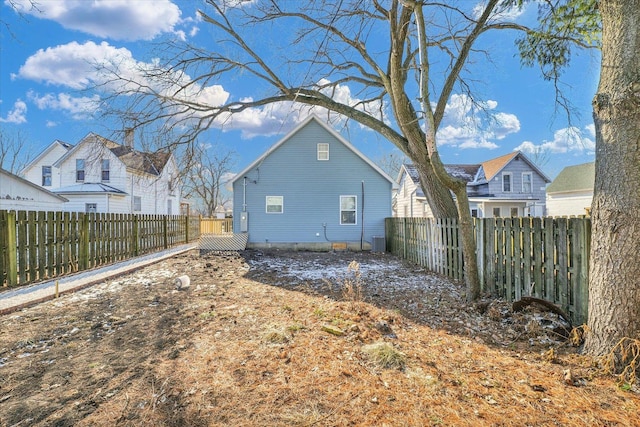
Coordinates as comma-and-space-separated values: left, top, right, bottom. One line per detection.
410, 188, 417, 217
243, 177, 247, 212
361, 180, 365, 250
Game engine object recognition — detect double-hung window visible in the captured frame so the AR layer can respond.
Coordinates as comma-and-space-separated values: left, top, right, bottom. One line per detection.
522, 172, 532, 193
502, 172, 512, 192
133, 196, 142, 212
340, 195, 357, 225
76, 159, 85, 182
266, 196, 283, 213
101, 159, 110, 182
317, 143, 329, 161
42, 166, 52, 186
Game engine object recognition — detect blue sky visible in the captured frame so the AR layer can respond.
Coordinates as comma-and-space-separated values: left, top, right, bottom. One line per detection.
1, 0, 600, 180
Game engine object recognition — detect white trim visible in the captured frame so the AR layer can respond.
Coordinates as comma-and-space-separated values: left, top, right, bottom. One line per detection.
266, 195, 284, 214
502, 172, 512, 192
340, 195, 357, 225
317, 143, 329, 161
522, 172, 532, 193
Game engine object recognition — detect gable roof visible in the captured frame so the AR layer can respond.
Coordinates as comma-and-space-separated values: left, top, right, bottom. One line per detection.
399, 151, 551, 190
20, 139, 74, 175
231, 114, 396, 186
53, 132, 171, 176
547, 162, 595, 194
0, 168, 68, 201
476, 151, 550, 183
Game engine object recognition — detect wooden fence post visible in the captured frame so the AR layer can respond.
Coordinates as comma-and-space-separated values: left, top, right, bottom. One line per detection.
163, 215, 169, 249
133, 215, 139, 256
6, 211, 18, 287
185, 215, 189, 243
79, 213, 90, 271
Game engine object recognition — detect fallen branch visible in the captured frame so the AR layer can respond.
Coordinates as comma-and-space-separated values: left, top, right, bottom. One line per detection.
512, 296, 573, 329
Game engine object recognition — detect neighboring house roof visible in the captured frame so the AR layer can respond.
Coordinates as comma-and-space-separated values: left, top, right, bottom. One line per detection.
231, 114, 396, 186
547, 162, 595, 194
52, 183, 128, 195
471, 151, 551, 186
53, 132, 171, 176
0, 168, 68, 202
399, 151, 551, 192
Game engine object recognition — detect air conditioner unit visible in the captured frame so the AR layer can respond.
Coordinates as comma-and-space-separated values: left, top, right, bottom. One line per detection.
371, 236, 385, 252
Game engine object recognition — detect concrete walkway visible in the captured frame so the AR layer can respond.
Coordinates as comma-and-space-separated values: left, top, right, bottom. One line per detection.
0, 243, 198, 315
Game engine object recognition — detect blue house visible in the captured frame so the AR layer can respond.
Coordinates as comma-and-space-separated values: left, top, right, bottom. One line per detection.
231, 115, 395, 251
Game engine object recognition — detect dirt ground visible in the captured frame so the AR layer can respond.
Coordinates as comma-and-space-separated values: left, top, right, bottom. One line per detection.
0, 249, 638, 426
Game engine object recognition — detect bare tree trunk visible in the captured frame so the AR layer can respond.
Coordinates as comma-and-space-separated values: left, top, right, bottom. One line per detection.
584, 0, 640, 356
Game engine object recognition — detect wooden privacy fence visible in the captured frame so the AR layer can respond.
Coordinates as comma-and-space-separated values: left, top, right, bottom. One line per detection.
200, 217, 233, 234
0, 210, 201, 289
386, 218, 464, 281
386, 217, 591, 325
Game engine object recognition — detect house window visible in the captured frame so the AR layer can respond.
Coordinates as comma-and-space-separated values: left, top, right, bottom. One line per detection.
317, 143, 329, 161
493, 207, 501, 217
502, 172, 512, 192
522, 172, 532, 193
42, 166, 52, 186
76, 159, 85, 182
168, 199, 173, 215
511, 207, 519, 217
101, 159, 110, 182
133, 196, 142, 212
266, 196, 283, 213
85, 203, 97, 213
340, 195, 357, 225
471, 209, 478, 218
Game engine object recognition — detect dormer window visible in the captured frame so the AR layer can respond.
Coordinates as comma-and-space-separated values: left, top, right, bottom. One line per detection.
317, 143, 329, 161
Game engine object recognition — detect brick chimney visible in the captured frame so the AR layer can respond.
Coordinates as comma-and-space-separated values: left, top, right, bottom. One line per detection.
124, 128, 134, 147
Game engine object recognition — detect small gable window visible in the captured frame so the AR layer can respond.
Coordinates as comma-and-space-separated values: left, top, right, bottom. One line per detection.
42, 166, 52, 186
340, 195, 357, 225
266, 196, 284, 213
317, 143, 329, 161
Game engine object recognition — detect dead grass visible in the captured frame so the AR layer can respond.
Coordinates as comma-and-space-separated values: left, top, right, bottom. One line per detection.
0, 250, 639, 426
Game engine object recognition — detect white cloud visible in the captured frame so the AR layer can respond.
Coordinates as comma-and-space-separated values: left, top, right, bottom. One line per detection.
28, 91, 101, 119
515, 125, 596, 155
7, 0, 182, 41
473, 1, 529, 23
435, 94, 520, 149
16, 41, 135, 89
0, 100, 27, 124
16, 41, 229, 121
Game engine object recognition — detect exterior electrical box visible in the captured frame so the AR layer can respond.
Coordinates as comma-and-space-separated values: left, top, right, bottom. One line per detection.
372, 236, 385, 252
240, 212, 248, 232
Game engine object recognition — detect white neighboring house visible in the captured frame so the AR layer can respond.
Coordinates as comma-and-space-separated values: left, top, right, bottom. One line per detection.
0, 168, 68, 211
21, 133, 181, 214
546, 162, 594, 217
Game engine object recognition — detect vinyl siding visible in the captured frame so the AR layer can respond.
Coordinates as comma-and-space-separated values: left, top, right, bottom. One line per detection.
485, 158, 547, 201
233, 119, 392, 244
546, 191, 593, 217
